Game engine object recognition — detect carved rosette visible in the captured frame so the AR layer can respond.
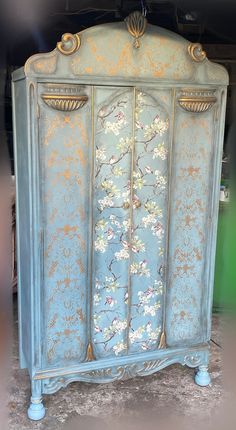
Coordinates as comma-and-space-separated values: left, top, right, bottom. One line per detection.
178, 89, 217, 113
41, 84, 88, 112
125, 11, 147, 48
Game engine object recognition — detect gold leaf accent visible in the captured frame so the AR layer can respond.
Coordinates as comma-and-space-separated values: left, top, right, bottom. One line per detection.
178, 89, 217, 113
85, 342, 96, 362
57, 33, 81, 55
188, 43, 206, 63
158, 331, 166, 349
125, 11, 147, 48
41, 84, 88, 112
42, 94, 88, 112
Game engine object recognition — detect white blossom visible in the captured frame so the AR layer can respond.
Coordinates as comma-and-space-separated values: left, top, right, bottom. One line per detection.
103, 318, 127, 340
153, 142, 168, 160
113, 342, 126, 355
131, 236, 145, 253
123, 219, 131, 232
129, 326, 145, 343
115, 247, 130, 260
154, 170, 167, 189
144, 302, 161, 316
113, 166, 124, 176
94, 293, 101, 306
151, 222, 164, 238
133, 171, 145, 190
98, 196, 114, 210
96, 146, 107, 162
101, 180, 120, 198
94, 236, 108, 253
130, 261, 150, 277
117, 137, 133, 153
104, 112, 127, 135
144, 201, 163, 217
144, 117, 169, 140
142, 213, 157, 228
95, 219, 108, 231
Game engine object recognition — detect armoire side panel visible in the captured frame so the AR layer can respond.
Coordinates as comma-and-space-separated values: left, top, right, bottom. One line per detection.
38, 84, 92, 367
12, 79, 32, 369
166, 97, 219, 346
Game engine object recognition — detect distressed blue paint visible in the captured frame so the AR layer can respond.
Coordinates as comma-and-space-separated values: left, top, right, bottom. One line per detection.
28, 401, 46, 421
12, 16, 228, 420
37, 83, 92, 367
195, 366, 211, 387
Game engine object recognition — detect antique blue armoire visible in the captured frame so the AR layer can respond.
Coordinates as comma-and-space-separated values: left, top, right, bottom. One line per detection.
12, 11, 228, 420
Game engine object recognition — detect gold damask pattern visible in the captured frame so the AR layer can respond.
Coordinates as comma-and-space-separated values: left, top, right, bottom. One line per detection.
166, 110, 215, 344
39, 85, 91, 365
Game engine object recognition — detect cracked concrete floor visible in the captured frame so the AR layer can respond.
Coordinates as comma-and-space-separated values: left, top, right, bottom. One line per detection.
8, 296, 223, 429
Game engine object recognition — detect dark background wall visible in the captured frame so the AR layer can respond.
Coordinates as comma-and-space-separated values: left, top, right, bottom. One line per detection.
1, 0, 236, 172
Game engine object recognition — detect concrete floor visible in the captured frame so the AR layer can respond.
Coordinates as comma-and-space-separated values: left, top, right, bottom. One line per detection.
8, 296, 223, 430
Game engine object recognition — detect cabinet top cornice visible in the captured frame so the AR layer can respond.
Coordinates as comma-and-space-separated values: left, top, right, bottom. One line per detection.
13, 11, 228, 86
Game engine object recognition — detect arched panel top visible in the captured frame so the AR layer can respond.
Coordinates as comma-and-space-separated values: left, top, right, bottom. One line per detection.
16, 11, 228, 85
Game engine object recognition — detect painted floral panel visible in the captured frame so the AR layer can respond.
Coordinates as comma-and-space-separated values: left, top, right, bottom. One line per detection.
92, 87, 171, 357
128, 90, 170, 353
92, 87, 134, 358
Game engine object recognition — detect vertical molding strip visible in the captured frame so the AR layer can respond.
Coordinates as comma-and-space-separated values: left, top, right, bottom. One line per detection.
126, 87, 136, 353
204, 88, 227, 341
159, 88, 176, 349
12, 81, 25, 367
29, 82, 42, 372
85, 85, 96, 361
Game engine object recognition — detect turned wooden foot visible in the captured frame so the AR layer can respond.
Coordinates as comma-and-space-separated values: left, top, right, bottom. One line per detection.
195, 365, 211, 387
27, 396, 45, 421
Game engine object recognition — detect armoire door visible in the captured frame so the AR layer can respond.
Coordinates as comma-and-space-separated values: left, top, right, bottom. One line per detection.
38, 83, 92, 368
92, 86, 172, 358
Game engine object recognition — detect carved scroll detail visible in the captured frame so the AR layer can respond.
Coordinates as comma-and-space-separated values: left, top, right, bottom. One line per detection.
188, 43, 206, 62
183, 353, 202, 368
41, 350, 209, 394
178, 89, 217, 113
125, 11, 147, 48
57, 33, 81, 55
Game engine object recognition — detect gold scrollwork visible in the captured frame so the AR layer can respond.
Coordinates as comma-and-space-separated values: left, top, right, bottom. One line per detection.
57, 32, 81, 55
125, 11, 147, 48
188, 43, 206, 63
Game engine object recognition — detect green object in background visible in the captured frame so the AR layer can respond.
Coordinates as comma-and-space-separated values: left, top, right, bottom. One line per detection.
213, 192, 236, 313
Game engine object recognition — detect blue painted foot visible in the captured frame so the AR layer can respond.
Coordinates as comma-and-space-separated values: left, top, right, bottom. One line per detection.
195, 365, 211, 387
27, 396, 45, 421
